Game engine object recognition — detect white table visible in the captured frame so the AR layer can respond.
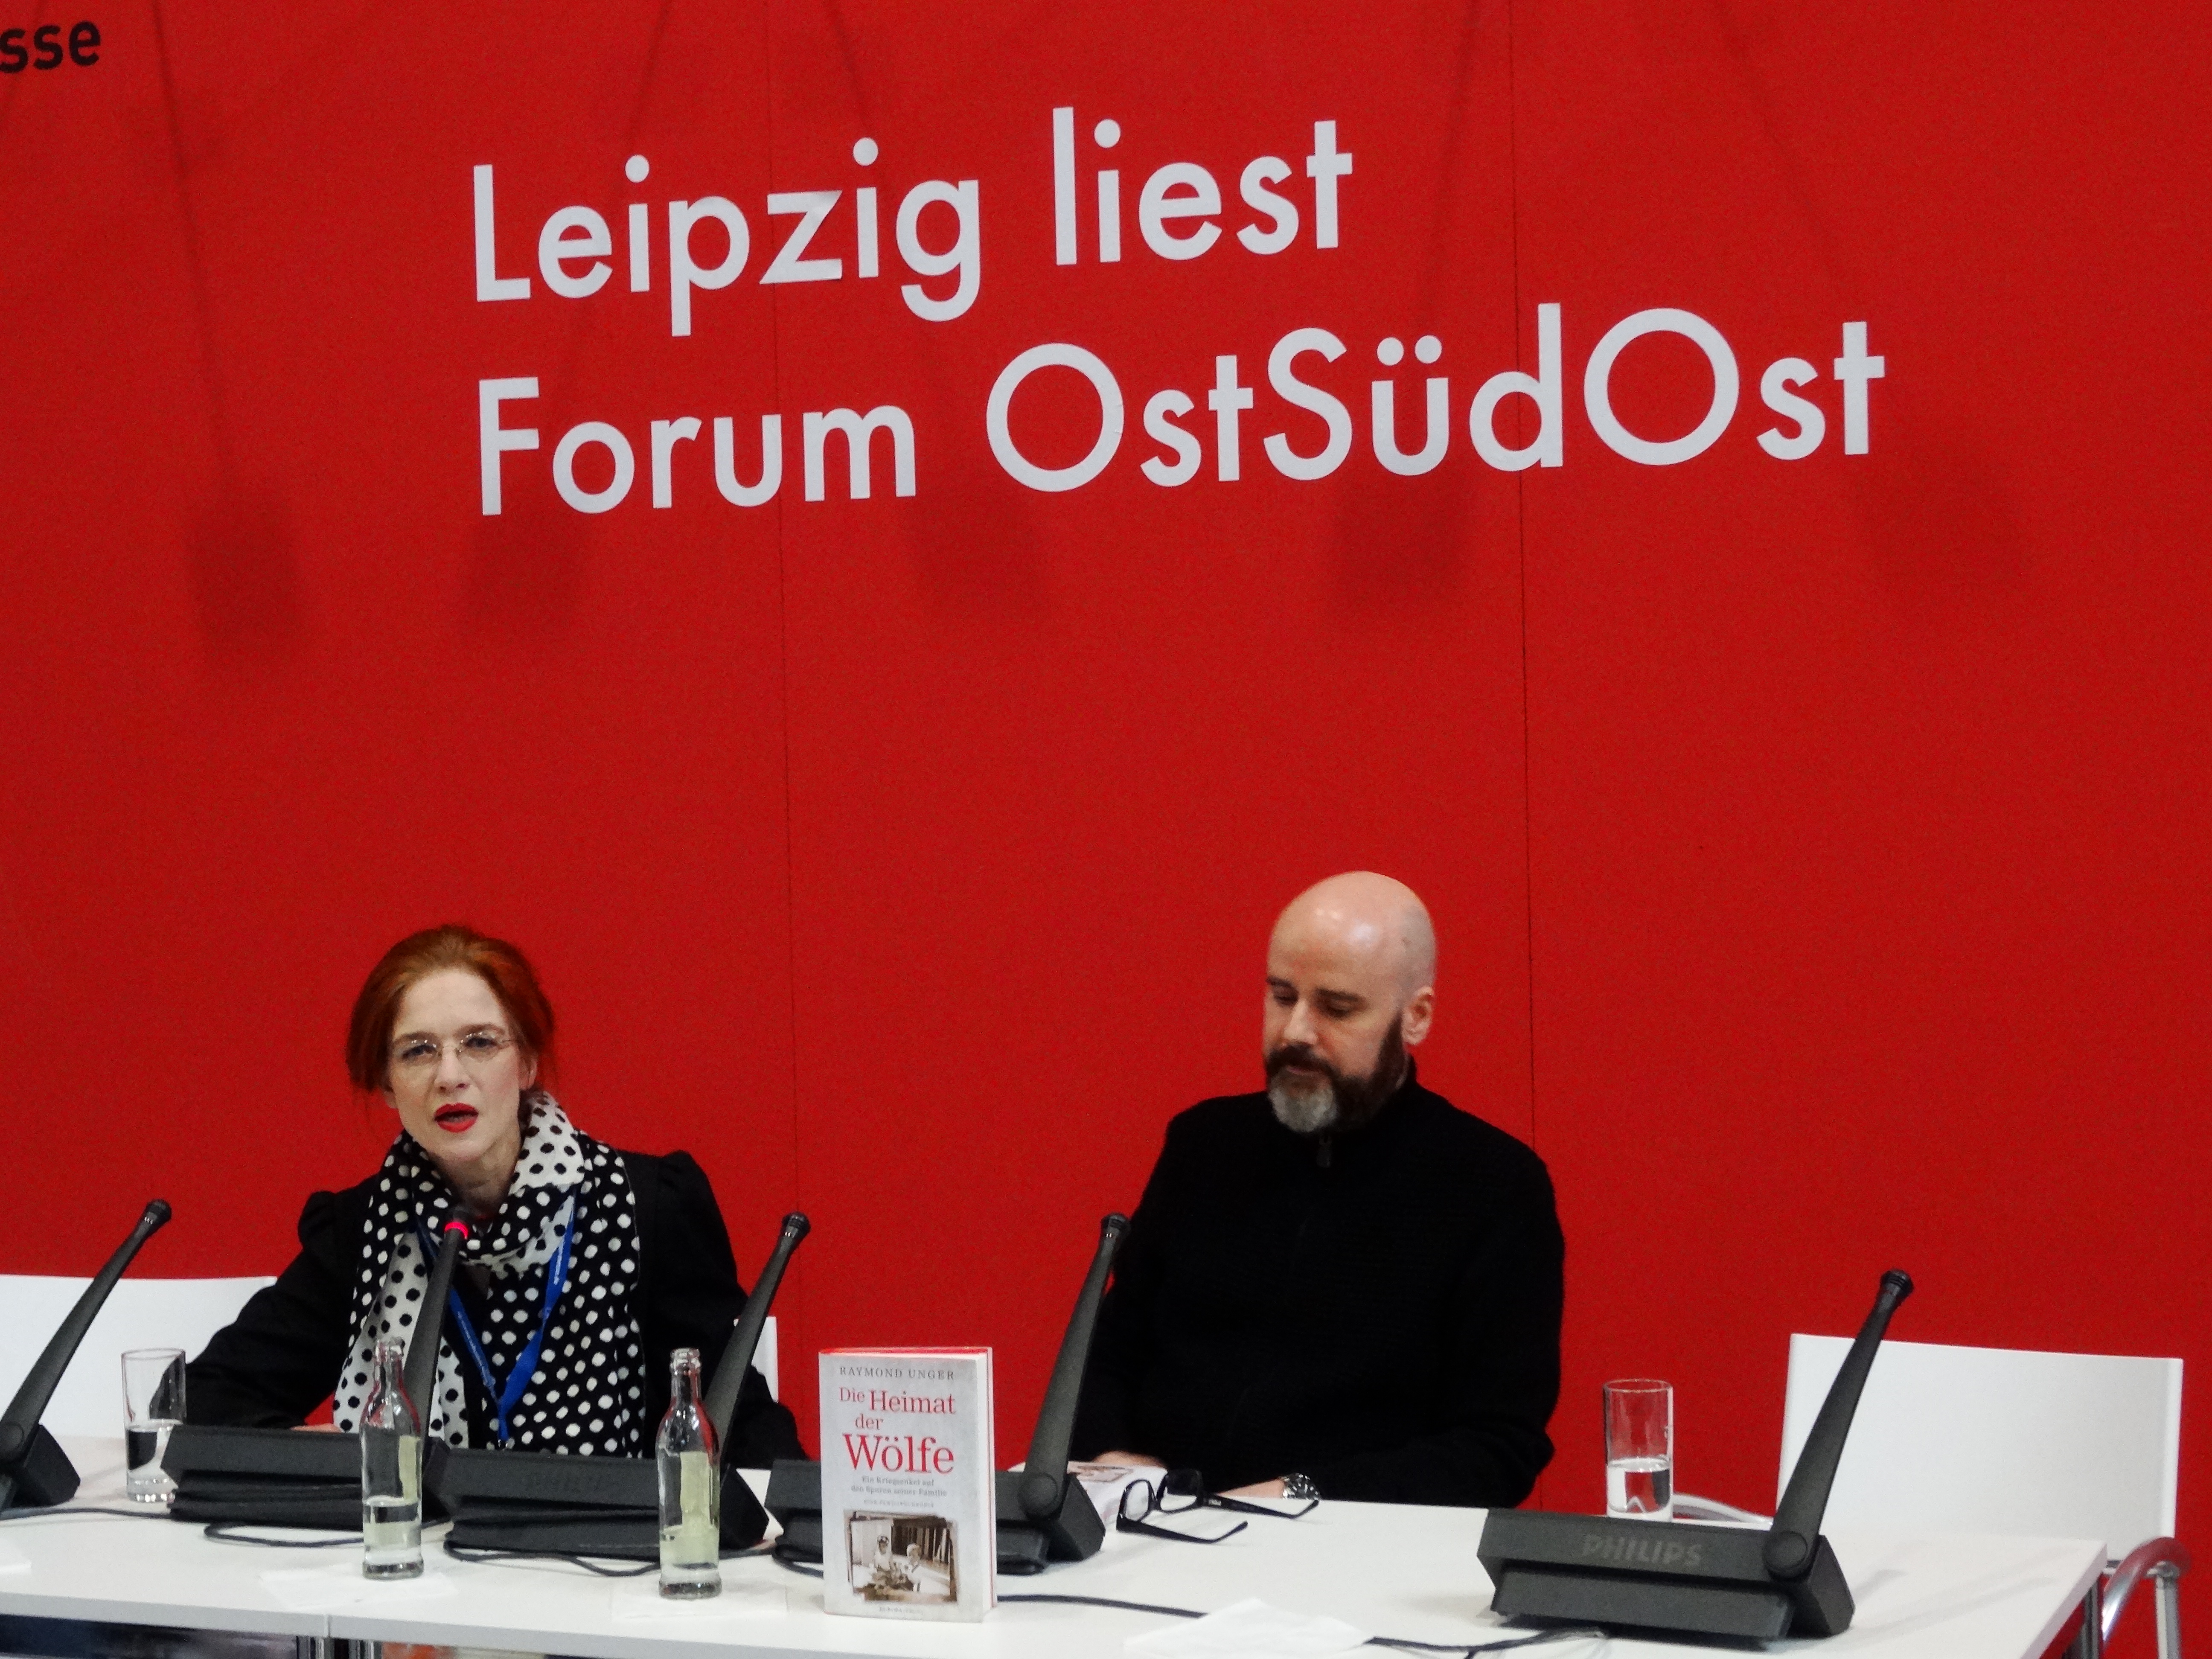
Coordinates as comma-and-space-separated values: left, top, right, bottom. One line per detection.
0, 1439, 2103, 1659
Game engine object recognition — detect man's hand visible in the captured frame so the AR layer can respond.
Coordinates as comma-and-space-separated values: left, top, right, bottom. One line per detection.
1221, 1477, 1287, 1499
1087, 1450, 1167, 1470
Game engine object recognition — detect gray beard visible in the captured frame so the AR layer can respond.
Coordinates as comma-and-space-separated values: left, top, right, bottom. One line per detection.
1268, 1071, 1340, 1134
1266, 1021, 1409, 1136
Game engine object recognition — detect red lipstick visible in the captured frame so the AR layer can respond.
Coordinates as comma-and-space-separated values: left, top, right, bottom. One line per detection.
433, 1103, 480, 1134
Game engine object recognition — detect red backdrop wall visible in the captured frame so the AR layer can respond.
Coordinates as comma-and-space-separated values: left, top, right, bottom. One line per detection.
2, 0, 2204, 1617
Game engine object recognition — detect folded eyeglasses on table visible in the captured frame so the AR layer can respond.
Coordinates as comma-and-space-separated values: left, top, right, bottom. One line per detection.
1116, 1469, 1321, 1543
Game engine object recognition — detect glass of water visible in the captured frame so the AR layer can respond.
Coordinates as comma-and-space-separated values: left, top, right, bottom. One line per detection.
120, 1348, 185, 1505
1604, 1378, 1673, 1521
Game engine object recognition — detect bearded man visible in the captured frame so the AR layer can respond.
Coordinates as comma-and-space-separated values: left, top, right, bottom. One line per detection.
1070, 872, 1564, 1507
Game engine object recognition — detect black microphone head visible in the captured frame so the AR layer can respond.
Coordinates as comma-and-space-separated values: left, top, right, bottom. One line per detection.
1880, 1269, 1914, 1300
142, 1200, 173, 1230
1101, 1212, 1130, 1239
783, 1211, 811, 1240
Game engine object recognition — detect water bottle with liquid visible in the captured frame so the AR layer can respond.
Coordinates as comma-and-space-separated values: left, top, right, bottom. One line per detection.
360, 1336, 425, 1578
657, 1346, 721, 1597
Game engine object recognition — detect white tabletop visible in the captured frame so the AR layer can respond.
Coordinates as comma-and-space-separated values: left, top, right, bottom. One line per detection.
0, 1440, 2102, 1659
0, 1439, 327, 1638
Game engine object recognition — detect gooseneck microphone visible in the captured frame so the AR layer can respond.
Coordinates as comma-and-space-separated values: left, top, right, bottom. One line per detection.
1018, 1212, 1131, 1524
705, 1211, 810, 1447
1762, 1268, 1914, 1579
765, 1211, 1133, 1572
162, 1215, 473, 1531
429, 1210, 813, 1560
0, 1199, 173, 1512
402, 1220, 470, 1421
1477, 1266, 1918, 1641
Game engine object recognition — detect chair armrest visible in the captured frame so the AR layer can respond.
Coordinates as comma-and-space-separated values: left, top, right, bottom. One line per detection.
2102, 1536, 2189, 1643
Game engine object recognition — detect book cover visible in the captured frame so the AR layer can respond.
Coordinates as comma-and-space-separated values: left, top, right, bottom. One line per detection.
819, 1348, 995, 1621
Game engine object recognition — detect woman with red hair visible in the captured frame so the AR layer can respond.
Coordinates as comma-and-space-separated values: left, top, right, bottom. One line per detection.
186, 926, 803, 1465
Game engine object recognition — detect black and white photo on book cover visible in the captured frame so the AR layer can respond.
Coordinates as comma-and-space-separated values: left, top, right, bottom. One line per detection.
846, 1511, 958, 1603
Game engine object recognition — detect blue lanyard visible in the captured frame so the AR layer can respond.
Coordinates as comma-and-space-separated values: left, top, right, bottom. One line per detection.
417, 1196, 576, 1446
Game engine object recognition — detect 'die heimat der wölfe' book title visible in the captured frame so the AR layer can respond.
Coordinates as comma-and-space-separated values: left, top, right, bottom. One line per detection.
819, 1348, 995, 1621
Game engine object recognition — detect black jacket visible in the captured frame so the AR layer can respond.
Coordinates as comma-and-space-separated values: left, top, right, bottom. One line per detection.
1071, 1068, 1563, 1506
185, 1148, 805, 1467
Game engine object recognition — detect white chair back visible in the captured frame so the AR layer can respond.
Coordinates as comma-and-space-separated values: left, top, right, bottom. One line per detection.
752, 1314, 779, 1401
1778, 1333, 2182, 1554
2, 1278, 778, 1435
0, 1275, 273, 1437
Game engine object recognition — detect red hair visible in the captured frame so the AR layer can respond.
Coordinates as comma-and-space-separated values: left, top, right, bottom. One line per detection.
345, 925, 556, 1093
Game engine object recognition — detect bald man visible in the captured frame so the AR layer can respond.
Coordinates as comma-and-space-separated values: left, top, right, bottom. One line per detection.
1070, 873, 1565, 1507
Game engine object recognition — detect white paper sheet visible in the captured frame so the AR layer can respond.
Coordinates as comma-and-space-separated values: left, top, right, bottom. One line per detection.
259, 1559, 459, 1611
1128, 1596, 1371, 1659
609, 1576, 790, 1619
0, 1539, 30, 1575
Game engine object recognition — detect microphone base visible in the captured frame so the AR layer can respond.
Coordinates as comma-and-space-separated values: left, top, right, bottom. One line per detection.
163, 1425, 367, 1531
434, 1444, 769, 1562
1, 1425, 80, 1511
771, 1505, 824, 1565
1478, 1511, 1854, 1640
763, 1460, 1104, 1576
1001, 1468, 1104, 1563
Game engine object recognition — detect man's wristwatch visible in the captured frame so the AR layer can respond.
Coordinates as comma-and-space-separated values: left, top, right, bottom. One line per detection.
1282, 1472, 1320, 1501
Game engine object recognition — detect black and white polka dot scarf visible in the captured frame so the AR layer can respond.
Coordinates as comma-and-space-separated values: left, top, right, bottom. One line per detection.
331, 1094, 646, 1454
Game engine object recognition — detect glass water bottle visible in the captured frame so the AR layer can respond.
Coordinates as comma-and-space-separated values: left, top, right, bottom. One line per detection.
656, 1347, 722, 1598
359, 1336, 424, 1578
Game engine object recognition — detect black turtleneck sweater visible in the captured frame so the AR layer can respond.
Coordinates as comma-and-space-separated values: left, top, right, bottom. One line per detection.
1071, 1065, 1564, 1507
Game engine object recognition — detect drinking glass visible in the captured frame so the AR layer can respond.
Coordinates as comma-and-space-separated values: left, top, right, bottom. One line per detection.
120, 1348, 185, 1505
1604, 1378, 1673, 1521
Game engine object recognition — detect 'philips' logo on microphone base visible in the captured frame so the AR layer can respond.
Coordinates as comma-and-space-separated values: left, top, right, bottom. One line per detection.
1580, 1530, 1705, 1571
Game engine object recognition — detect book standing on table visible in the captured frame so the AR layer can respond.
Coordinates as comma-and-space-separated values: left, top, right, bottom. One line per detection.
821, 1348, 995, 1622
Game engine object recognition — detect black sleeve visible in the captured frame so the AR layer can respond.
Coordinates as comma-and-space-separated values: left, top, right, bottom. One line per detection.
1306, 1154, 1565, 1507
183, 1187, 366, 1428
1069, 1121, 1181, 1460
628, 1151, 806, 1467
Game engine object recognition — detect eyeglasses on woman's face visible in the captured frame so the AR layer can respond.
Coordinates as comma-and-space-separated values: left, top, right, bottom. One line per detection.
389, 1029, 515, 1075
1114, 1468, 1318, 1542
